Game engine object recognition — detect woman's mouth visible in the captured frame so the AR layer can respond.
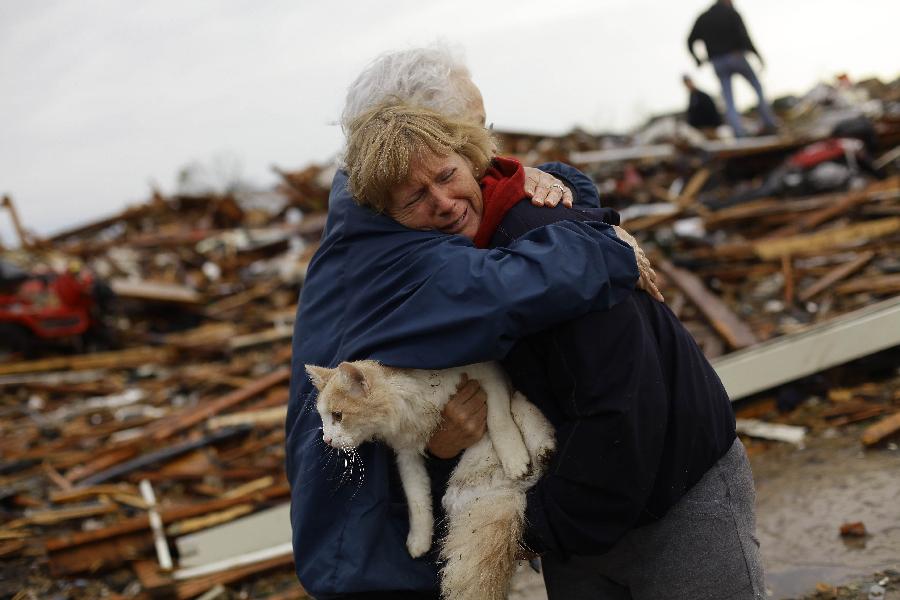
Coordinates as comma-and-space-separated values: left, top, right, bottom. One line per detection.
443, 207, 468, 234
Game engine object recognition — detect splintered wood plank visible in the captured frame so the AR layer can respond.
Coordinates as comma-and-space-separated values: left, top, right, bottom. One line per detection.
151, 367, 290, 441
764, 177, 898, 239
5, 500, 119, 528
153, 367, 291, 441
205, 281, 280, 317
676, 168, 710, 207
0, 347, 176, 376
753, 217, 900, 260
46, 485, 290, 575
657, 258, 759, 350
65, 446, 139, 484
782, 255, 794, 304
110, 279, 205, 304
798, 251, 875, 301
861, 412, 900, 447
836, 273, 900, 296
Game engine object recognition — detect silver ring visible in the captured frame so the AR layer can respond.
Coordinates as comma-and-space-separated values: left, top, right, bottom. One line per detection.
550, 183, 564, 192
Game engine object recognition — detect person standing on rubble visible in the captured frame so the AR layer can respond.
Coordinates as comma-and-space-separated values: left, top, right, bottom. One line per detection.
286, 45, 650, 600
688, 0, 779, 137
683, 74, 722, 135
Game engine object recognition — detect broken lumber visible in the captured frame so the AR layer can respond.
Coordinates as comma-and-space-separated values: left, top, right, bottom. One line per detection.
861, 412, 900, 447
207, 406, 287, 430
110, 279, 205, 305
151, 367, 290, 441
798, 251, 875, 301
0, 347, 176, 377
80, 426, 251, 486
753, 217, 900, 260
835, 273, 900, 296
656, 258, 759, 350
45, 485, 289, 575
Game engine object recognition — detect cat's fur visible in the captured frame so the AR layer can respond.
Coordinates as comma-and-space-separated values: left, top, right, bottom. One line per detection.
306, 360, 555, 600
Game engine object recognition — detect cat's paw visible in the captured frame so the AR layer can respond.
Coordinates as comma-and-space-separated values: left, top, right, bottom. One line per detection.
501, 452, 532, 481
406, 531, 432, 558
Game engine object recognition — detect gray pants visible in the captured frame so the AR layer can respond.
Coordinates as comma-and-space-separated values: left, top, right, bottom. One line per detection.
542, 439, 765, 600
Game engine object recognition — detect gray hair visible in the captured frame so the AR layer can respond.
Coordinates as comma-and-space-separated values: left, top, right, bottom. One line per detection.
341, 44, 473, 135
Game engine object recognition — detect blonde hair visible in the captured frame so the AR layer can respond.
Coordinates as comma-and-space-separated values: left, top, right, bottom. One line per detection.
344, 103, 497, 212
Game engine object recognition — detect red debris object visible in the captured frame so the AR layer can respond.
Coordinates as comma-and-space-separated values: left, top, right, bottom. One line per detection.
839, 521, 867, 537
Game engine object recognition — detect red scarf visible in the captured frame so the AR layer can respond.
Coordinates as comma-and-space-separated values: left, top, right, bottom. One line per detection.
473, 157, 526, 248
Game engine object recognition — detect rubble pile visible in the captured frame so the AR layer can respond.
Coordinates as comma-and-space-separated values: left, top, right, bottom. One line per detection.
1, 75, 899, 599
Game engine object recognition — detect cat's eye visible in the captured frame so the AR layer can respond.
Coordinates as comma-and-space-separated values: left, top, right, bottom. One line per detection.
331, 411, 343, 423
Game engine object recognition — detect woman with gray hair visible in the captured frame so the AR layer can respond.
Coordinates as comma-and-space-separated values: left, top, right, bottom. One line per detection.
287, 45, 652, 599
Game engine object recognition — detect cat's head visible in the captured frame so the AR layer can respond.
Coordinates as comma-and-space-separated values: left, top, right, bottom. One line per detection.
305, 361, 388, 449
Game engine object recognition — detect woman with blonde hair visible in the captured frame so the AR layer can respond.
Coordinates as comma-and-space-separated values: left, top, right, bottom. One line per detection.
338, 102, 765, 600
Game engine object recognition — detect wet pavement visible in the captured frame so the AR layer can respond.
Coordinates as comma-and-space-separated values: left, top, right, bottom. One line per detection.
509, 427, 900, 600
750, 429, 900, 599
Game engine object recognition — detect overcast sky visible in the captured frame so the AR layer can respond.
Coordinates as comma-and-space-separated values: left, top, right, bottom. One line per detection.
1, 0, 897, 241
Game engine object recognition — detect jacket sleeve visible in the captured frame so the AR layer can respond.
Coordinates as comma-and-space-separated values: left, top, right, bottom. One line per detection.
535, 161, 601, 208
352, 219, 638, 368
303, 171, 638, 370
735, 11, 760, 58
687, 17, 702, 63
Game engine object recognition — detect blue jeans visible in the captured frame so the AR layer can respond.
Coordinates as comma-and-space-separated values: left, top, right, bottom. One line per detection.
711, 52, 778, 137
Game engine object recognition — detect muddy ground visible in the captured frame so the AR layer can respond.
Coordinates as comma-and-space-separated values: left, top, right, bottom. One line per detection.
509, 420, 900, 600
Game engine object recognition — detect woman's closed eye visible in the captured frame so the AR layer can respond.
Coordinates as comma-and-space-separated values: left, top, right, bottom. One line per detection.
404, 191, 424, 209
438, 168, 456, 183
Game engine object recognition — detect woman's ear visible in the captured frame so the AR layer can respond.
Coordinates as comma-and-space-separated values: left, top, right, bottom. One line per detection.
306, 365, 336, 390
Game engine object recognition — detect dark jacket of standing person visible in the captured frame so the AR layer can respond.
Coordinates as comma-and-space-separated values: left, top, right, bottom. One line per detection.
488, 202, 737, 556
688, 87, 723, 129
688, 1, 760, 65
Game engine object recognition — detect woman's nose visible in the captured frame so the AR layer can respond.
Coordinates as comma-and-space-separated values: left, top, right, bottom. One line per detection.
431, 190, 456, 215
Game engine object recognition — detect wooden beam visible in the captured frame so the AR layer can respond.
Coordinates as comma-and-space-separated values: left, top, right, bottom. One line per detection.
753, 217, 900, 260
835, 273, 900, 296
861, 413, 900, 447
79, 426, 251, 486
676, 168, 710, 207
657, 258, 759, 350
0, 347, 176, 376
45, 485, 290, 575
1, 195, 34, 248
151, 367, 290, 441
798, 251, 875, 301
764, 176, 899, 239
110, 279, 205, 305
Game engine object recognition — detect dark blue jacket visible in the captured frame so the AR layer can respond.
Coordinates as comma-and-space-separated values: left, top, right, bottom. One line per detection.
489, 202, 737, 557
286, 163, 637, 597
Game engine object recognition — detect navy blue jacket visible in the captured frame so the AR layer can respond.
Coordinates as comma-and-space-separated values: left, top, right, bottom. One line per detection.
286, 163, 637, 597
489, 202, 737, 557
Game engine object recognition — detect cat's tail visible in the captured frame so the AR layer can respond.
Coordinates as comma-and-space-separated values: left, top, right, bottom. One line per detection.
439, 488, 524, 600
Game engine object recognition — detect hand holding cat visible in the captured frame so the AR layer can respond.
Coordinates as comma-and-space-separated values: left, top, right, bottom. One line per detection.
425, 375, 488, 459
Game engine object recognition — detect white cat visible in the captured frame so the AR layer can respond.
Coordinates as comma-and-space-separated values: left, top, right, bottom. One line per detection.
305, 360, 555, 600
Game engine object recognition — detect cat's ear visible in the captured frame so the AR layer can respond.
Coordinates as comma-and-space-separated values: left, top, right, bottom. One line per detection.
338, 361, 369, 397
306, 365, 336, 391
